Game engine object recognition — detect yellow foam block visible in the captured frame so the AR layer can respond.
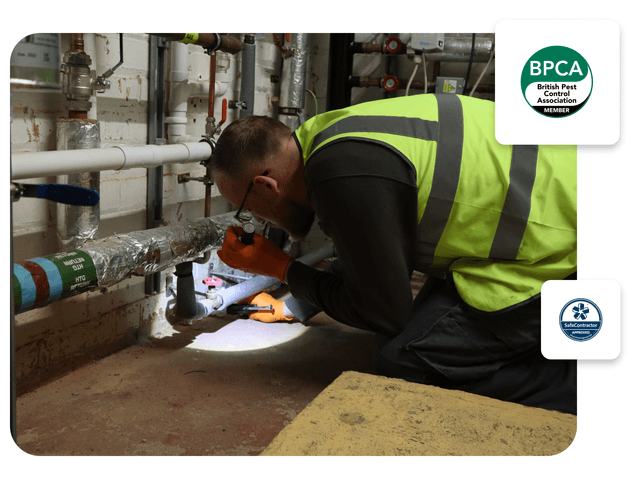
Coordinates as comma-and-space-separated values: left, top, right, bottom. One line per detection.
261, 371, 576, 456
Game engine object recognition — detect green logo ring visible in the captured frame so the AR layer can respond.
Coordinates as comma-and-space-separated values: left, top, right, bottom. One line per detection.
521, 46, 593, 118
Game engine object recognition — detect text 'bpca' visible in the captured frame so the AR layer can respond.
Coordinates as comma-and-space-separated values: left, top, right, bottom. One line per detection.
530, 61, 584, 77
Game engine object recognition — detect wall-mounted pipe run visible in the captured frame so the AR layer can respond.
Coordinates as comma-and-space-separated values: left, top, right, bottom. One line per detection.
11, 141, 212, 180
12, 217, 221, 315
166, 41, 191, 144
279, 33, 309, 110
278, 33, 309, 130
239, 35, 256, 118
351, 37, 406, 55
165, 41, 207, 144
56, 118, 101, 250
146, 35, 168, 295
61, 33, 94, 117
350, 35, 494, 63
412, 35, 494, 62
151, 34, 243, 55
203, 53, 216, 218
348, 76, 495, 94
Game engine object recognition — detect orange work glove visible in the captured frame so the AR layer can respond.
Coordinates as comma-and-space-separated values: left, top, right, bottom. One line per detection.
217, 226, 292, 282
239, 292, 294, 323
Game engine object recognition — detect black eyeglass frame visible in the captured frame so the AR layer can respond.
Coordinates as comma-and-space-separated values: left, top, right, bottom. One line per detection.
234, 170, 269, 223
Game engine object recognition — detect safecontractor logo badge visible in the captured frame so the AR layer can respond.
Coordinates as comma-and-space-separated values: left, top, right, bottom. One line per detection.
559, 298, 602, 342
521, 46, 593, 118
541, 279, 620, 360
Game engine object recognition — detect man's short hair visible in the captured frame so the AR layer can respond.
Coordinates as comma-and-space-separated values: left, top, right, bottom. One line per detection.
211, 116, 292, 178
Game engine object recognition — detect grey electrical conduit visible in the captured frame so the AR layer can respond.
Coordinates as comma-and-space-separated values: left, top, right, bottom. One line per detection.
175, 243, 336, 322
239, 35, 255, 118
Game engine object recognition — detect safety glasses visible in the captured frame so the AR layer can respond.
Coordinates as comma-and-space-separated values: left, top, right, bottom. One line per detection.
234, 170, 268, 223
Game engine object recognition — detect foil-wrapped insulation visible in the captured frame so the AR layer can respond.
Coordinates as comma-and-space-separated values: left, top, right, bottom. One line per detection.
81, 217, 221, 287
277, 114, 302, 132
56, 118, 100, 250
280, 34, 310, 110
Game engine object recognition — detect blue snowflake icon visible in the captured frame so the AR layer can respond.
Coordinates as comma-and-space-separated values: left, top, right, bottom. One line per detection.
572, 302, 590, 320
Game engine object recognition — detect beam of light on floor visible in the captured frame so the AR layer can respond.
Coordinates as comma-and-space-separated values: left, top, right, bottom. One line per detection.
184, 319, 308, 352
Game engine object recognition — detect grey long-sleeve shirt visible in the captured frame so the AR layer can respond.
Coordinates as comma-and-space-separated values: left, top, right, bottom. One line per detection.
287, 139, 419, 337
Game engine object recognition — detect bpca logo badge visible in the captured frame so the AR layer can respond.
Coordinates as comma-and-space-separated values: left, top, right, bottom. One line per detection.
521, 46, 593, 118
559, 298, 603, 342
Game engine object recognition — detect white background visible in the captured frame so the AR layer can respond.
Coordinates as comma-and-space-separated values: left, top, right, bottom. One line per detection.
2, 2, 639, 478
495, 19, 620, 145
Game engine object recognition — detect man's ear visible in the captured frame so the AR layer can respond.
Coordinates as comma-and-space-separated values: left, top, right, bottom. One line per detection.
254, 174, 281, 195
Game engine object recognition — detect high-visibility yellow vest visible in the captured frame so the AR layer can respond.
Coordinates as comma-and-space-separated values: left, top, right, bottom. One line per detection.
294, 94, 577, 312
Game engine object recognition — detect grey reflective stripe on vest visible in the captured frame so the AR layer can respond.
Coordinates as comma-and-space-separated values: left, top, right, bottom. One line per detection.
488, 145, 539, 260
310, 115, 439, 154
417, 94, 464, 264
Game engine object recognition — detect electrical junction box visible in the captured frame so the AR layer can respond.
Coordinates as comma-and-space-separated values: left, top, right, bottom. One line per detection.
436, 77, 466, 94
410, 33, 445, 51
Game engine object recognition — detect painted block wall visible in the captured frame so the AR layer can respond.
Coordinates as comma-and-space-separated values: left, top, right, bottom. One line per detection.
10, 33, 331, 393
10, 32, 494, 393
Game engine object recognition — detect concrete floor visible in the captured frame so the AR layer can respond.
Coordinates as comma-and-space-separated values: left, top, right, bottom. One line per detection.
15, 304, 380, 455
14, 272, 577, 457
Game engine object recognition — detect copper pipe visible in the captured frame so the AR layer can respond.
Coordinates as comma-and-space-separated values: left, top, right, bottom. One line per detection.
220, 99, 227, 126
273, 33, 288, 54
204, 54, 216, 218
69, 110, 88, 119
67, 34, 88, 119
360, 42, 382, 53
216, 34, 243, 55
351, 41, 406, 55
208, 53, 216, 118
151, 34, 242, 55
350, 75, 495, 94
70, 33, 85, 53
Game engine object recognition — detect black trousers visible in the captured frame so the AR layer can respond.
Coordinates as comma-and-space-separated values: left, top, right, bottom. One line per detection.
371, 276, 577, 415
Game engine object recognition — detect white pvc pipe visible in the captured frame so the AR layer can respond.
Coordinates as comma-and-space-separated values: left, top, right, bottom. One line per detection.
166, 42, 199, 144
193, 244, 336, 320
11, 141, 212, 180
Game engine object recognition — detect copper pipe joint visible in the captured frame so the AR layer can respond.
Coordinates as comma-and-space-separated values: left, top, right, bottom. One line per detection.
69, 33, 85, 53
151, 34, 242, 55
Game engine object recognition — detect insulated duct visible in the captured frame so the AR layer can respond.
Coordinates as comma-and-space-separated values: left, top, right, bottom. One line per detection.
56, 118, 101, 249
413, 35, 494, 62
13, 217, 221, 315
278, 33, 309, 130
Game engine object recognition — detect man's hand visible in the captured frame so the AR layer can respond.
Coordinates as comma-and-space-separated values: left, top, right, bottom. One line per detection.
217, 226, 292, 283
239, 292, 294, 323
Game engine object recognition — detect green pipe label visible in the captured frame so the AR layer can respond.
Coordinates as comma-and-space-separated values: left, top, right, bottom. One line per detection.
180, 33, 199, 44
42, 250, 97, 294
14, 274, 22, 311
